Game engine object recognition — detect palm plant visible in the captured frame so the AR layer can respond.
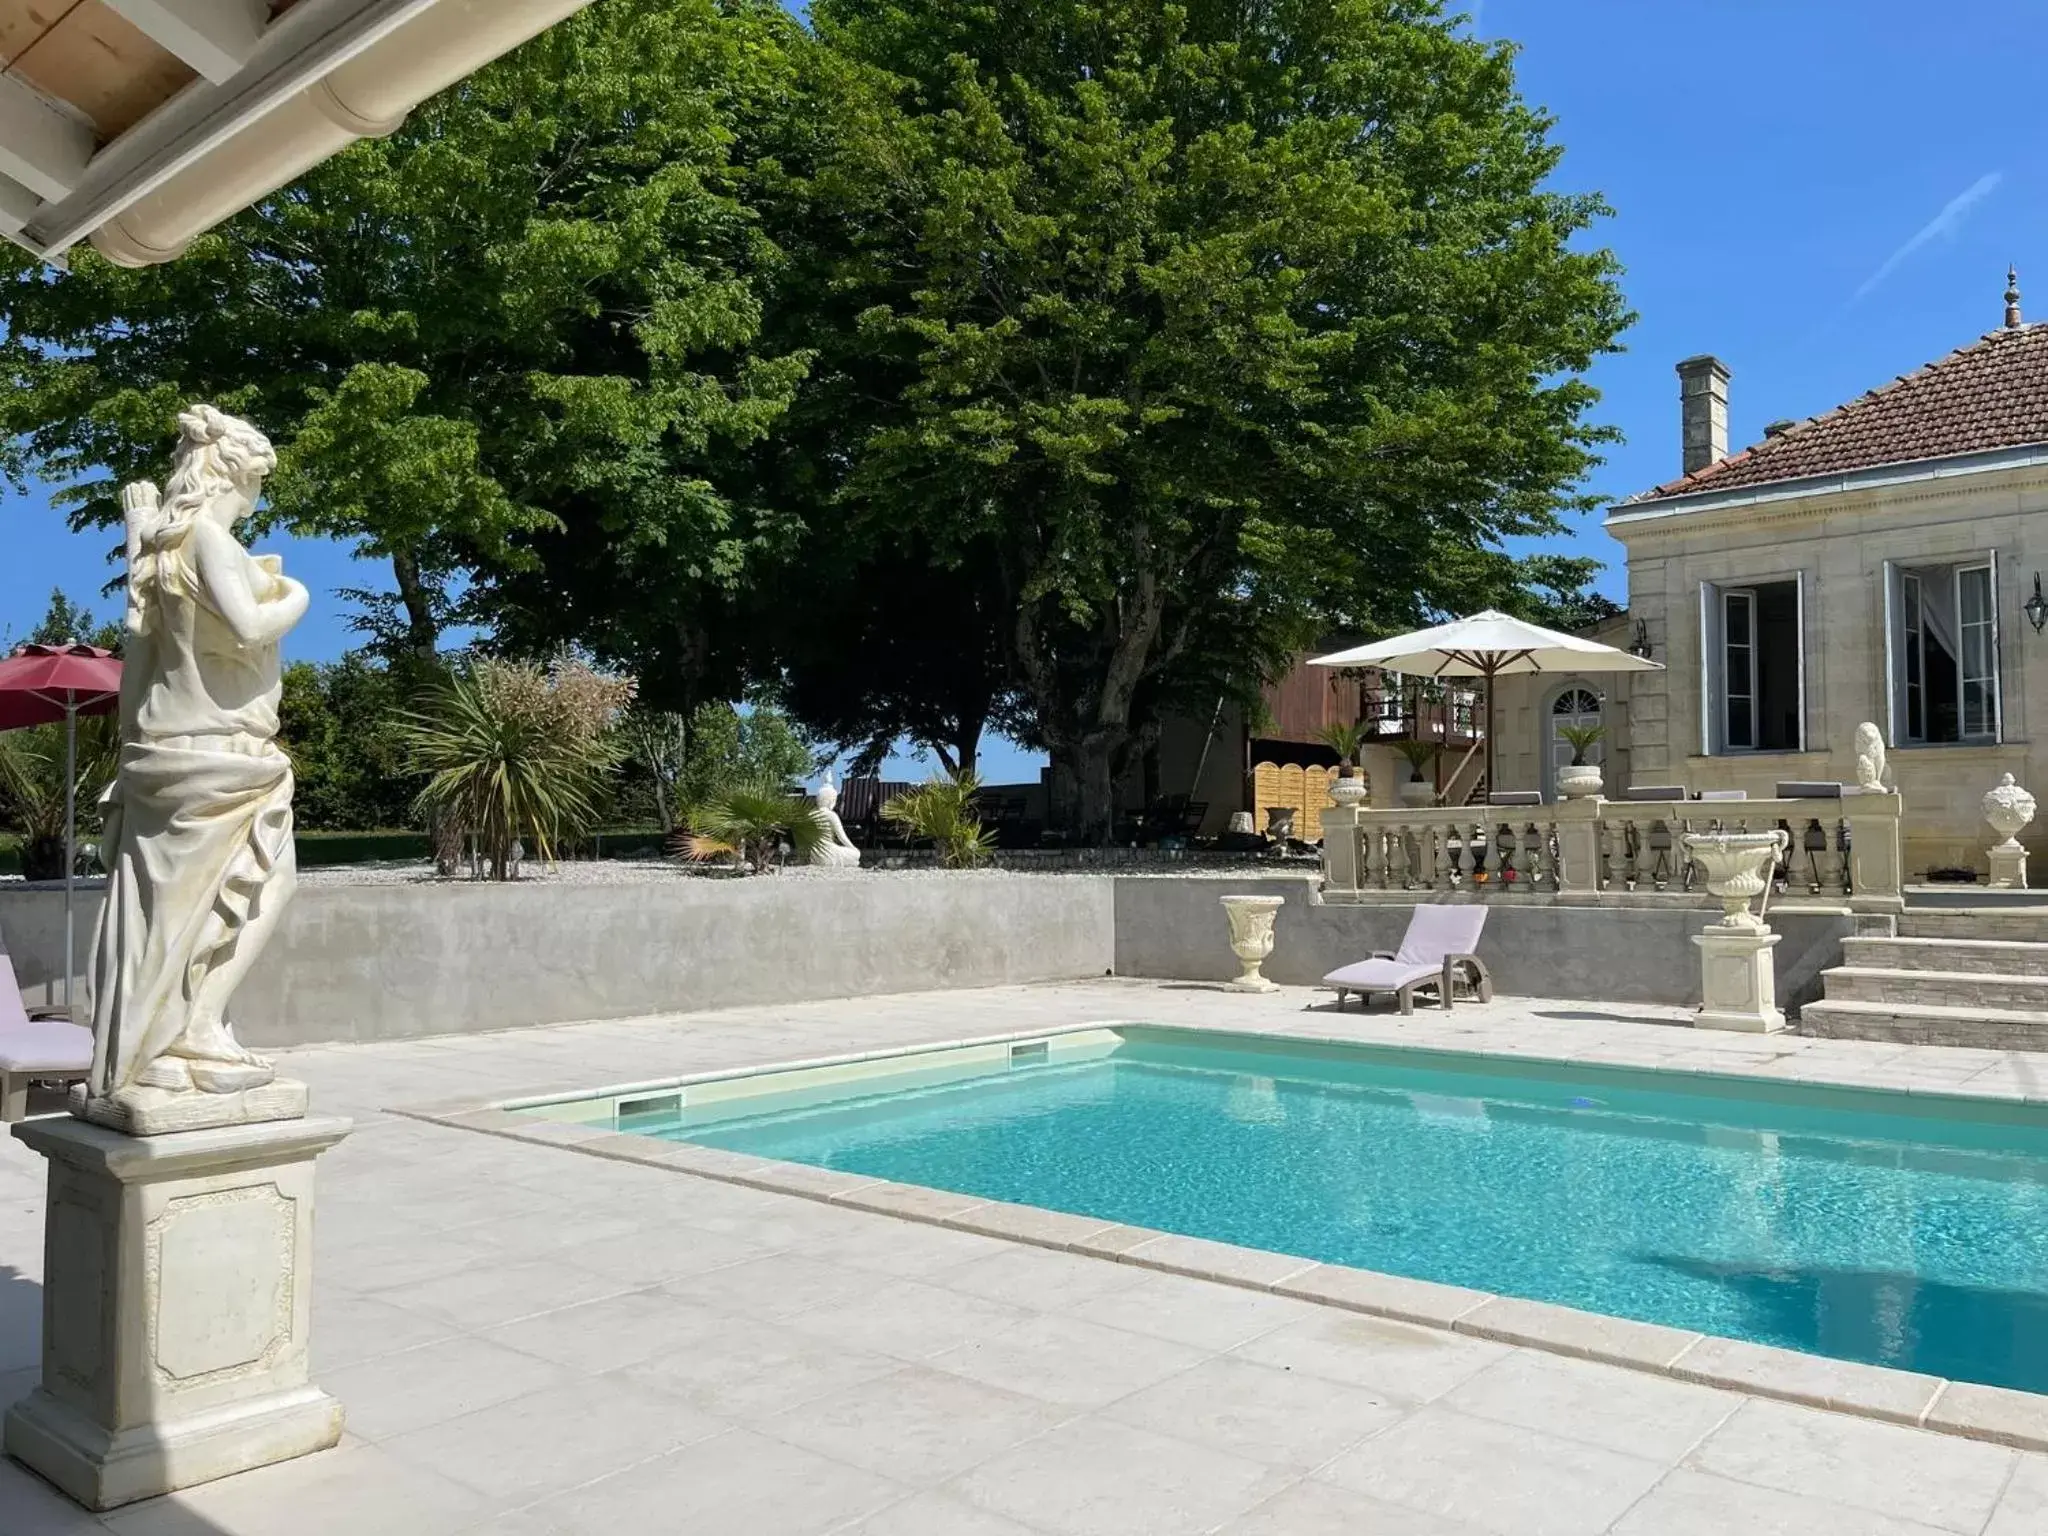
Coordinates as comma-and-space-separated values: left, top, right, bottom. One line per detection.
1393, 738, 1439, 783
679, 779, 824, 872
0, 716, 119, 880
400, 658, 630, 879
1314, 720, 1365, 775
1558, 722, 1606, 766
883, 771, 997, 868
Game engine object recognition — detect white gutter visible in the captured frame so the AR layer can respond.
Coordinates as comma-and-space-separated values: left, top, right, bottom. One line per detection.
9, 0, 595, 267
1604, 442, 2048, 530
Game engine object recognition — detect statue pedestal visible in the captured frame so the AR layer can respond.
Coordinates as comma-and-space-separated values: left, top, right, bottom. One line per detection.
1691, 925, 1786, 1033
3, 1107, 351, 1510
1989, 840, 2029, 891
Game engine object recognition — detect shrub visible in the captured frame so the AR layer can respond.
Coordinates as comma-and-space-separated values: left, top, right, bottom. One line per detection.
679, 779, 825, 872
1558, 722, 1605, 765
401, 657, 634, 878
0, 715, 119, 880
883, 772, 996, 869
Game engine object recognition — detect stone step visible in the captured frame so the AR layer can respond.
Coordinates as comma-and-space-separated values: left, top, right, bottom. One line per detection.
1900, 909, 2048, 943
1839, 935, 2048, 976
1799, 998, 2048, 1050
1821, 966, 2048, 1010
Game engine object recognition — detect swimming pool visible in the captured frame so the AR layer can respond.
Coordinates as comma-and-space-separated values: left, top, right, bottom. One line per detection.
525, 1026, 2048, 1394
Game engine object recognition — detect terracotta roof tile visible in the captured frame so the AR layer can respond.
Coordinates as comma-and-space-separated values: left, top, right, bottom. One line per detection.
1630, 323, 2048, 502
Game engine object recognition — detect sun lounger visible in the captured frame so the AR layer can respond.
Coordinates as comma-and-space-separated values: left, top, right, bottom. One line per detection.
0, 948, 91, 1121
1323, 904, 1493, 1015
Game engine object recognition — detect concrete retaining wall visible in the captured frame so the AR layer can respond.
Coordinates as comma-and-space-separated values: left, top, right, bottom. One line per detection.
0, 874, 1116, 1048
0, 870, 1855, 1045
1110, 876, 1855, 1011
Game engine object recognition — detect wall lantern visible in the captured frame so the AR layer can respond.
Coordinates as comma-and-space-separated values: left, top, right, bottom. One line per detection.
1628, 619, 1653, 659
2027, 573, 2048, 635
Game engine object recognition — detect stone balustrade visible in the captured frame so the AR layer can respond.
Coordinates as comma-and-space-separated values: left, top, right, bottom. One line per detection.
1321, 793, 1904, 913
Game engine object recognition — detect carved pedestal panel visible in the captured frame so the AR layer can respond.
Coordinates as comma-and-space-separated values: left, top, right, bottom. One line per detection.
4, 1112, 350, 1509
1691, 927, 1786, 1034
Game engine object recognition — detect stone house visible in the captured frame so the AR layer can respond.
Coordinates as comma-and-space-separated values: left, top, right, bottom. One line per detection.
1573, 278, 2048, 877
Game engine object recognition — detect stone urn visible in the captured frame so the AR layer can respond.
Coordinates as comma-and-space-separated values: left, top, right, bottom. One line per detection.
1219, 894, 1287, 993
1397, 776, 1434, 808
1329, 772, 1369, 808
1681, 829, 1791, 1034
1556, 763, 1603, 799
1264, 807, 1297, 842
1983, 773, 2037, 889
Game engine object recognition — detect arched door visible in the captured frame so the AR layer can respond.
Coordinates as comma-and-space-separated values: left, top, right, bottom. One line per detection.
1545, 686, 1603, 801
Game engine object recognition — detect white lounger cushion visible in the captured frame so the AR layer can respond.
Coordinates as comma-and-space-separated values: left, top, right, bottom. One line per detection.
1322, 957, 1442, 991
0, 1019, 92, 1076
1322, 905, 1489, 992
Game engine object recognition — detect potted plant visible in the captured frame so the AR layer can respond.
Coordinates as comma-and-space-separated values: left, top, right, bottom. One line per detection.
1315, 721, 1369, 806
1556, 722, 1606, 798
1393, 739, 1438, 807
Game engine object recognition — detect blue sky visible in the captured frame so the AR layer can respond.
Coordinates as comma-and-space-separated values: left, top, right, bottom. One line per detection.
6, 0, 2041, 784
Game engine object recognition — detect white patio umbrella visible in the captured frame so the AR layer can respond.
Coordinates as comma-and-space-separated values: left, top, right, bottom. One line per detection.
1309, 610, 1664, 800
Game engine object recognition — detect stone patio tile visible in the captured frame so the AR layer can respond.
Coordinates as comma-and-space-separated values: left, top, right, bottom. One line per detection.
1441, 1349, 1742, 1461
316, 1229, 505, 1295
800, 1215, 1012, 1278
522, 1427, 908, 1536
1067, 1270, 1324, 1351
1985, 1454, 2048, 1536
1451, 1297, 1701, 1371
925, 1312, 1211, 1409
1318, 1403, 1668, 1536
318, 1333, 581, 1441
782, 1276, 1036, 1361
100, 1442, 491, 1536
619, 1313, 903, 1421
1608, 1468, 1961, 1535
367, 1255, 632, 1332
1921, 1380, 2048, 1452
839, 1490, 1049, 1535
950, 1416, 1295, 1536
1102, 1354, 1404, 1468
762, 1364, 1070, 1484
660, 1249, 896, 1321
933, 1243, 1152, 1312
1216, 1478, 1496, 1535
309, 1288, 462, 1371
382, 1371, 727, 1508
0, 1454, 104, 1536
1668, 1334, 1943, 1423
1115, 1231, 1320, 1288
481, 1286, 729, 1373
1686, 1398, 2015, 1534
944, 1200, 1122, 1249
550, 1221, 771, 1287
1272, 1264, 1492, 1328
1230, 1308, 1510, 1403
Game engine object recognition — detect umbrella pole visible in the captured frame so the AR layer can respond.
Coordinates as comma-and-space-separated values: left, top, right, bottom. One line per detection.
64, 696, 76, 1014
1484, 668, 1496, 804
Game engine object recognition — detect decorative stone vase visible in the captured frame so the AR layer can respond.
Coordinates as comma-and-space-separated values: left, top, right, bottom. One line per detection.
1220, 894, 1287, 993
1983, 773, 2036, 890
1397, 776, 1434, 808
1685, 830, 1787, 931
1681, 829, 1790, 1034
1264, 807, 1297, 842
1556, 763, 1603, 799
1226, 811, 1257, 835
1329, 773, 1369, 808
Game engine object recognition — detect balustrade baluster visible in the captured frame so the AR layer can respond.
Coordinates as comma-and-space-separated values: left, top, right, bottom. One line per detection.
1457, 820, 1478, 886
1418, 821, 1442, 890
1530, 820, 1553, 889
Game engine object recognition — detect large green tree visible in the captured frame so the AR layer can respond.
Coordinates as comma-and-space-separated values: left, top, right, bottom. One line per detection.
0, 0, 808, 676
786, 0, 1630, 838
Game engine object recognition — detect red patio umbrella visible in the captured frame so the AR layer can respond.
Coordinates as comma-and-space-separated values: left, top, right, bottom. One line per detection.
0, 643, 122, 1011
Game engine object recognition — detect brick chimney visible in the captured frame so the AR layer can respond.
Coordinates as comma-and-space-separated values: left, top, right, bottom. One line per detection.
1676, 355, 1730, 475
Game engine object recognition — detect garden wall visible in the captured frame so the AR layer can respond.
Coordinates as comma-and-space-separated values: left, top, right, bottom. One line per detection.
0, 870, 1857, 1046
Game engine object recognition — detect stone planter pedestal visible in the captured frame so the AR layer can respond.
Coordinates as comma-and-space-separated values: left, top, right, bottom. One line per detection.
1682, 830, 1789, 1034
1983, 773, 2036, 891
1220, 894, 1287, 993
4, 1109, 351, 1510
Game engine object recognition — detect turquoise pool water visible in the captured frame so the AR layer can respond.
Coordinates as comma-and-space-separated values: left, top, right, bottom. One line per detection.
629, 1028, 2048, 1392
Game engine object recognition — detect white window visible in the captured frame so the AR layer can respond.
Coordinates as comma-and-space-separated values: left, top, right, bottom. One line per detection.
1886, 558, 2001, 744
1701, 577, 1804, 753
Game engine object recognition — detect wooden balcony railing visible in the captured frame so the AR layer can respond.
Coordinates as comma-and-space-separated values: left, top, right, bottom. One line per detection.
1358, 683, 1484, 745
1321, 794, 1905, 912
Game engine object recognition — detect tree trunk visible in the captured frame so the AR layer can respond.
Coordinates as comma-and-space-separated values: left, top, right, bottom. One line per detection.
389, 547, 440, 661
1072, 733, 1120, 845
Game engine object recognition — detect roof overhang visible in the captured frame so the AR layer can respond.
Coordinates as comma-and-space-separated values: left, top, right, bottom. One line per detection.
1, 0, 597, 267
1605, 441, 2048, 532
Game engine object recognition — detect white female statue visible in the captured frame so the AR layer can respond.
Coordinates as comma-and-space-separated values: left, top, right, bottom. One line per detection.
809, 772, 862, 868
86, 406, 309, 1120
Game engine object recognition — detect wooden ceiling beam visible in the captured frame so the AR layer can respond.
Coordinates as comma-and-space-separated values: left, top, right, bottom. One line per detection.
0, 170, 42, 235
100, 0, 268, 85
0, 73, 93, 202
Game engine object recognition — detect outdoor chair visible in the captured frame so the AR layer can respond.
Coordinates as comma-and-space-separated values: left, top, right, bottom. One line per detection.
1322, 904, 1493, 1015
0, 947, 91, 1122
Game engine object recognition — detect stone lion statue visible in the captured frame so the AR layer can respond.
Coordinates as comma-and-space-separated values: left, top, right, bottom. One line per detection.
1852, 722, 1888, 793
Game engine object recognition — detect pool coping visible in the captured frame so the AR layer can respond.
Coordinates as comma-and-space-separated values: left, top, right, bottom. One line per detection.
394, 1017, 2048, 1457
